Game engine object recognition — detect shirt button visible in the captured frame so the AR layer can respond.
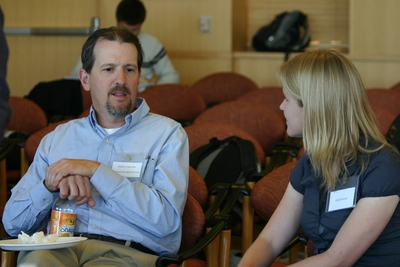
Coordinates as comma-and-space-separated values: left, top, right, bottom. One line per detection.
92, 224, 98, 229
106, 139, 111, 143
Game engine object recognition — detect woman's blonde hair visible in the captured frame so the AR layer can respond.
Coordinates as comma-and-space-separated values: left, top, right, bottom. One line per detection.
277, 50, 391, 189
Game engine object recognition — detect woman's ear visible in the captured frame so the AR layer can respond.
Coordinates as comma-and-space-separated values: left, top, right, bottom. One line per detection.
79, 69, 90, 92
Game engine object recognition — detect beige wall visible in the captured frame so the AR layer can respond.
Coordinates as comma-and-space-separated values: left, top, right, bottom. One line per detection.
2, 0, 400, 97
142, 0, 234, 86
2, 0, 235, 96
350, 0, 400, 56
2, 0, 98, 96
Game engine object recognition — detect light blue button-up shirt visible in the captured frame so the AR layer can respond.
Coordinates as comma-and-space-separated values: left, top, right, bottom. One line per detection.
3, 98, 189, 255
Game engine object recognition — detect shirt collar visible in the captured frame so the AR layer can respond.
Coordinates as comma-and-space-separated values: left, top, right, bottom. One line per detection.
88, 97, 150, 134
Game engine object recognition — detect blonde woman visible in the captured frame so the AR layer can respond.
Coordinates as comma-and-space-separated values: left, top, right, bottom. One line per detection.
239, 50, 400, 267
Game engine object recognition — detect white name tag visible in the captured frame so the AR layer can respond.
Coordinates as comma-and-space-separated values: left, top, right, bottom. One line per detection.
327, 187, 356, 212
326, 174, 359, 212
112, 162, 142, 177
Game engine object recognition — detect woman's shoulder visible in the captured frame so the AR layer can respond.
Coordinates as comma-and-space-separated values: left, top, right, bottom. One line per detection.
290, 154, 313, 193
361, 146, 400, 197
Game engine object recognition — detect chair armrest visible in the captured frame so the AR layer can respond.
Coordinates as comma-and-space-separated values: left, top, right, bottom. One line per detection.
1, 249, 16, 267
155, 214, 231, 267
279, 229, 309, 257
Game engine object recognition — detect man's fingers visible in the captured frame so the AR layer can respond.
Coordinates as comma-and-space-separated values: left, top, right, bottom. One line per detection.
57, 175, 95, 207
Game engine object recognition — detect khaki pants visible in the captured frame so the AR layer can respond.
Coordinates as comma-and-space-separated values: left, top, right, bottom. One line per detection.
17, 239, 158, 267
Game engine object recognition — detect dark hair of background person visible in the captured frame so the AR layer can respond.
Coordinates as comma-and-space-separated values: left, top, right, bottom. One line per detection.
116, 0, 146, 25
81, 27, 144, 74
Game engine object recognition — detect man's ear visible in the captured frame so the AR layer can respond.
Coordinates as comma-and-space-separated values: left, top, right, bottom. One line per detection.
79, 68, 90, 92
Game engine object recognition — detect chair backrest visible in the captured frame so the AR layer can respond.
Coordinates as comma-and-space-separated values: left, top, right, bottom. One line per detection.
366, 88, 400, 117
193, 100, 286, 152
137, 84, 207, 123
189, 166, 208, 210
7, 96, 48, 134
192, 72, 259, 106
179, 193, 206, 253
370, 104, 397, 136
237, 86, 285, 121
250, 161, 297, 220
184, 122, 265, 167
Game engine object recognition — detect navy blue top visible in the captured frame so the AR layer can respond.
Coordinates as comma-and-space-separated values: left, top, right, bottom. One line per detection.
291, 147, 400, 266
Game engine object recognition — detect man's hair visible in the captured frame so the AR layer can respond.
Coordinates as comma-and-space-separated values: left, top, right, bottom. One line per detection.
277, 50, 390, 189
116, 0, 146, 25
81, 27, 144, 74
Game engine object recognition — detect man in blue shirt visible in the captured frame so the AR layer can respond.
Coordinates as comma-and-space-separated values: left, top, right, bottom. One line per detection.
3, 27, 189, 266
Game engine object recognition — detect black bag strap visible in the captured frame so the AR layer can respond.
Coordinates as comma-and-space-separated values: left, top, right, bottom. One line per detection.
230, 136, 258, 178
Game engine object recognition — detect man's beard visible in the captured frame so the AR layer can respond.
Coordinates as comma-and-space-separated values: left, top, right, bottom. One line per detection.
106, 85, 133, 117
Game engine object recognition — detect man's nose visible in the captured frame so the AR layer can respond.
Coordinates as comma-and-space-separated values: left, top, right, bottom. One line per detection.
115, 69, 126, 85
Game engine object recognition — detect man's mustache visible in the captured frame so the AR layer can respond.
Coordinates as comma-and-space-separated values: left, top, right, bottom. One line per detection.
108, 85, 131, 95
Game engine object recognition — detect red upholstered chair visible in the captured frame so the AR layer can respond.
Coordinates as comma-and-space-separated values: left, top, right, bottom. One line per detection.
237, 86, 285, 121
176, 194, 206, 255
24, 120, 70, 164
390, 81, 400, 92
193, 100, 286, 152
366, 88, 400, 117
6, 97, 48, 136
184, 122, 266, 168
188, 166, 208, 210
137, 84, 207, 125
0, 97, 48, 209
370, 104, 397, 136
251, 161, 297, 220
192, 72, 259, 107
251, 161, 309, 264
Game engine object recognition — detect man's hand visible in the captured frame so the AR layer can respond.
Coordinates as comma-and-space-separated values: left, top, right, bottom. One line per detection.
44, 158, 100, 207
58, 175, 96, 207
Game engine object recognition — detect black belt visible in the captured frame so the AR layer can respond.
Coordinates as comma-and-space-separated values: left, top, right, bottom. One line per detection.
74, 233, 158, 255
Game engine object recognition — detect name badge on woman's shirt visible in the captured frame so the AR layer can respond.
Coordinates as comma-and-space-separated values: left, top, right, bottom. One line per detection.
112, 162, 143, 177
326, 175, 359, 212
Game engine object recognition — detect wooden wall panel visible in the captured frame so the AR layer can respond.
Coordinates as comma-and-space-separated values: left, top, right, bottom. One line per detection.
142, 0, 232, 52
2, 0, 98, 97
350, 0, 400, 56
349, 56, 400, 88
170, 52, 232, 86
232, 0, 248, 51
233, 52, 286, 87
233, 52, 400, 89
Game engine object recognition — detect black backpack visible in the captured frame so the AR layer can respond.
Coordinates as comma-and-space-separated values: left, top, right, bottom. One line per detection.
252, 10, 310, 55
189, 136, 260, 190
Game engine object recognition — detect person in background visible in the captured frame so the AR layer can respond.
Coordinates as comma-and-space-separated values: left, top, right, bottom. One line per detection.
70, 0, 179, 92
0, 5, 11, 140
239, 50, 400, 267
3, 27, 189, 266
